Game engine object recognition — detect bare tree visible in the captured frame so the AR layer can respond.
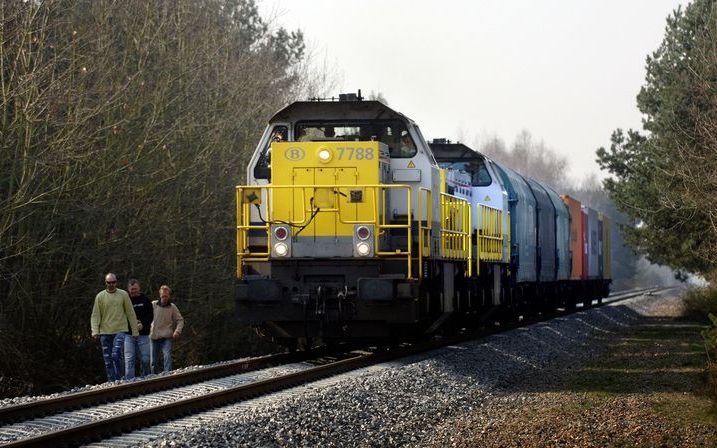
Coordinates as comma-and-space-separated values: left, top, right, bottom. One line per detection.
478, 131, 569, 190
0, 0, 316, 396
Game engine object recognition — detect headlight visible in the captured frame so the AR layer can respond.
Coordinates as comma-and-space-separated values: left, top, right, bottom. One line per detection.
274, 242, 289, 257
356, 242, 371, 257
318, 148, 332, 163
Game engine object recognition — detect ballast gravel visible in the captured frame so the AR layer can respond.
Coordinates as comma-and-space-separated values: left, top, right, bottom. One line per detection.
136, 291, 709, 448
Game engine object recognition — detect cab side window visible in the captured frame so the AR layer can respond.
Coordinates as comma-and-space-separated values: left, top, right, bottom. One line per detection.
254, 125, 287, 180
471, 160, 492, 186
391, 131, 417, 158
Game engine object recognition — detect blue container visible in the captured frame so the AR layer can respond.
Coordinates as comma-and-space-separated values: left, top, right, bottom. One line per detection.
493, 163, 537, 283
521, 177, 557, 282
544, 186, 571, 281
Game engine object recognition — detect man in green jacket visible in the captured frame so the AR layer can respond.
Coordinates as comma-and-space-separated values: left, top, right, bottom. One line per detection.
91, 273, 139, 382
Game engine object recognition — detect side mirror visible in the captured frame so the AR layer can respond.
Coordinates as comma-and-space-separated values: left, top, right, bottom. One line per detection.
254, 165, 271, 181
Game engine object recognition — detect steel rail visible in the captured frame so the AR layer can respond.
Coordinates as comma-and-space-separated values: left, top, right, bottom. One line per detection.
0, 350, 314, 424
3, 348, 419, 448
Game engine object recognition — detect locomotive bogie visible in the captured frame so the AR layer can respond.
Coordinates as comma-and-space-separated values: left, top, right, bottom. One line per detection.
236, 259, 422, 339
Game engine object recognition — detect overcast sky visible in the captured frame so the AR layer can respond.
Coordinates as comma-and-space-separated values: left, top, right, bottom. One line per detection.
259, 0, 687, 182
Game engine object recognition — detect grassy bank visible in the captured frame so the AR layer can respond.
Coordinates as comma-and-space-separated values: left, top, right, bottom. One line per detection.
429, 293, 717, 447
511, 298, 716, 447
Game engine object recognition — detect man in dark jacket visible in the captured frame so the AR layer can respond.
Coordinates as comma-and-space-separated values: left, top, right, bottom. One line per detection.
124, 279, 153, 378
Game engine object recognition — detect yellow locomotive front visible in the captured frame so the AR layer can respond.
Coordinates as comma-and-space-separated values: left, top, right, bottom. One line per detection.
246, 140, 397, 260
236, 98, 436, 345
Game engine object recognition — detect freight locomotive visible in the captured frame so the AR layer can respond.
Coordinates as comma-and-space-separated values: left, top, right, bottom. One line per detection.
235, 92, 611, 347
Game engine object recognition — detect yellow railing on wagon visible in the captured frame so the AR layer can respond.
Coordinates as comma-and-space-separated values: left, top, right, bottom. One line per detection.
478, 205, 504, 262
236, 184, 412, 279
439, 192, 472, 277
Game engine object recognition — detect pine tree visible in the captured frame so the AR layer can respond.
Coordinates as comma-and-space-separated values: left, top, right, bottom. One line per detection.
597, 0, 717, 277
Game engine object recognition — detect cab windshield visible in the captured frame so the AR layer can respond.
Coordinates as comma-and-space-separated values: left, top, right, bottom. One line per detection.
438, 159, 492, 186
295, 120, 417, 158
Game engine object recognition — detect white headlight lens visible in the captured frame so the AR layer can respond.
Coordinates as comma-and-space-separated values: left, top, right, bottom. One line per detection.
274, 242, 289, 257
318, 149, 331, 162
356, 242, 371, 257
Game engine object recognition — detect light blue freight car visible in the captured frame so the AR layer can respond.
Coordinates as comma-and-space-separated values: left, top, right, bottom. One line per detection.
522, 175, 557, 282
544, 187, 571, 281
493, 164, 538, 283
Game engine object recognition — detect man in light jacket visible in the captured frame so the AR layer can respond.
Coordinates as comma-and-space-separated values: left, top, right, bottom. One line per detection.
149, 284, 184, 374
91, 273, 139, 382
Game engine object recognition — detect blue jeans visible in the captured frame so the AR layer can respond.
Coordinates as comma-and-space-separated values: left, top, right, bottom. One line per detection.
100, 333, 125, 382
124, 335, 150, 379
150, 338, 173, 373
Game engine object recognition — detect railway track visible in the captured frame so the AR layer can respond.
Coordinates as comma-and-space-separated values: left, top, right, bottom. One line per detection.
0, 286, 665, 447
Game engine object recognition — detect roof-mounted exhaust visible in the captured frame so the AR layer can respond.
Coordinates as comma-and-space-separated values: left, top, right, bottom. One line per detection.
339, 89, 363, 101
309, 89, 363, 102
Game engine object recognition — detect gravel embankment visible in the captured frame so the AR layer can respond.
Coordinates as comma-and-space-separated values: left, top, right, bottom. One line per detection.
137, 291, 715, 447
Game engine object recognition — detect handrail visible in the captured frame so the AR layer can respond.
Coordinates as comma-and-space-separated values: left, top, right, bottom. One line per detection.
237, 184, 504, 282
479, 204, 504, 262
439, 192, 472, 276
417, 187, 432, 279
236, 184, 412, 279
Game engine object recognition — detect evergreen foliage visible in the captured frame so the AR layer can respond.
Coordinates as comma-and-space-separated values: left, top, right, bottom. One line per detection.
596, 0, 717, 277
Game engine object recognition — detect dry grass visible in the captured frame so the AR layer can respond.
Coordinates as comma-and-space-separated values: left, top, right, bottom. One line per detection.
428, 294, 717, 447
682, 285, 717, 403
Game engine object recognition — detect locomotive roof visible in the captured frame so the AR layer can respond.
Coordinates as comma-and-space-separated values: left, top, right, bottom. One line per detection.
429, 141, 486, 160
270, 100, 415, 124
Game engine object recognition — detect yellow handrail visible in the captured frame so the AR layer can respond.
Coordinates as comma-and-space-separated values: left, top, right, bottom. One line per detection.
236, 184, 412, 279
238, 184, 506, 282
439, 192, 472, 268
479, 204, 504, 262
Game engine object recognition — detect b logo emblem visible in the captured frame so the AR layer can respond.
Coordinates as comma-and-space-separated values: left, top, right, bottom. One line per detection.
284, 147, 305, 161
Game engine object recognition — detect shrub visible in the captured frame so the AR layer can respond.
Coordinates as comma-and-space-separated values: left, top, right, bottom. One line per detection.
682, 286, 717, 324
703, 313, 717, 401
683, 286, 717, 401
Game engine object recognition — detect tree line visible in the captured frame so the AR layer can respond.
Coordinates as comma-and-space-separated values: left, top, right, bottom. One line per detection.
597, 0, 717, 281
3, 0, 707, 398
0, 0, 322, 396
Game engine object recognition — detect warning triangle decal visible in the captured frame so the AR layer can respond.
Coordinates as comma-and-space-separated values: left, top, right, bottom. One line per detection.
484, 195, 491, 202
407, 161, 416, 168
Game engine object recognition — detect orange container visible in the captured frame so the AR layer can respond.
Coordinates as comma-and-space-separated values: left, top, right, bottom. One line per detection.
560, 195, 584, 280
